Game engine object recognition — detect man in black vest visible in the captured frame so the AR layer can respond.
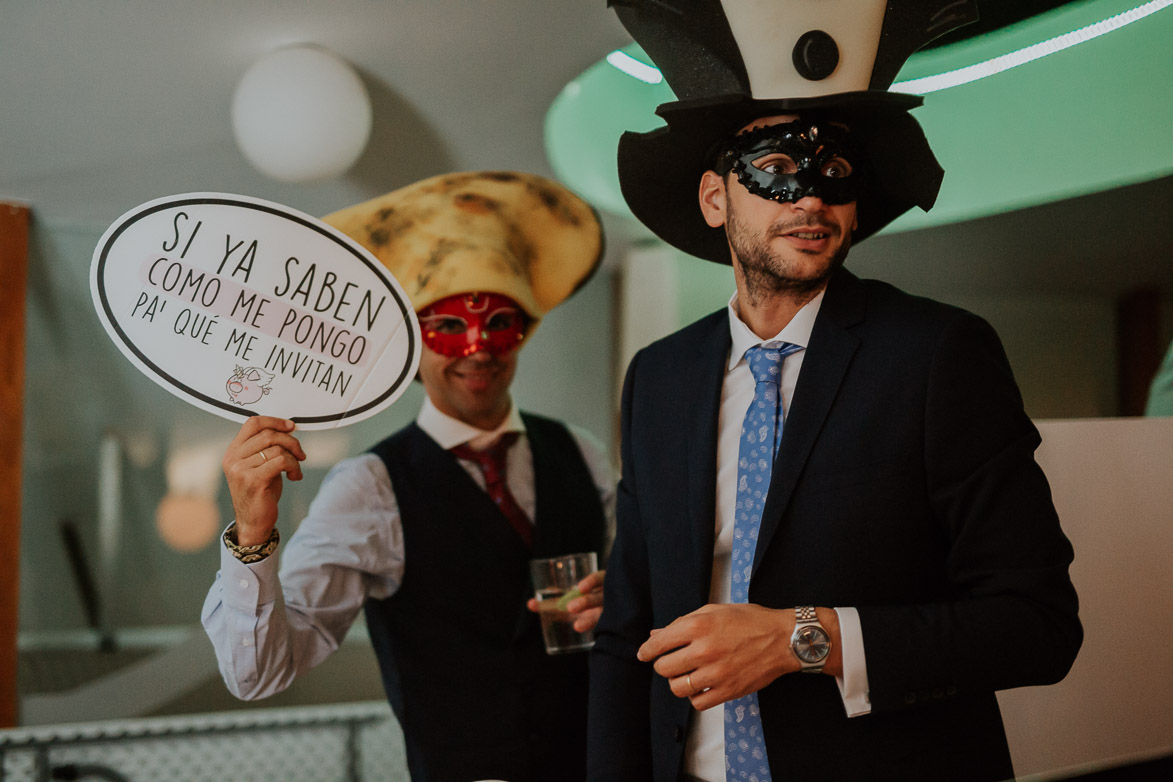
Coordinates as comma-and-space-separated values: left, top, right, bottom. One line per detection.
203, 171, 613, 782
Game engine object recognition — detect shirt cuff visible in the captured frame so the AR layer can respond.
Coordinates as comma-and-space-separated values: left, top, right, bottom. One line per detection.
833, 606, 871, 717
218, 525, 281, 610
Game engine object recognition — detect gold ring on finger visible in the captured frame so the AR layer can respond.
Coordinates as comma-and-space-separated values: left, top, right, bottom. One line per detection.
260, 449, 268, 462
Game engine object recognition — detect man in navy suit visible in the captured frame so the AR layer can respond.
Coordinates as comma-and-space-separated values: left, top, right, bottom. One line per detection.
588, 2, 1082, 780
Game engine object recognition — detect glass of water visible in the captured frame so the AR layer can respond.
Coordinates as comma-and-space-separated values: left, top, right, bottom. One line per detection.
529, 552, 598, 654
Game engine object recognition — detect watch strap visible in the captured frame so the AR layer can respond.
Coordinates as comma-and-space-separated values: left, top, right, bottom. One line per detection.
795, 605, 819, 624
792, 605, 829, 673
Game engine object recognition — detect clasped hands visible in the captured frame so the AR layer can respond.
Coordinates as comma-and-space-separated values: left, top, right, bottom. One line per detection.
637, 603, 840, 711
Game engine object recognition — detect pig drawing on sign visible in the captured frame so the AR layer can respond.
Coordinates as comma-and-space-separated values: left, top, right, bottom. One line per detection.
226, 365, 274, 405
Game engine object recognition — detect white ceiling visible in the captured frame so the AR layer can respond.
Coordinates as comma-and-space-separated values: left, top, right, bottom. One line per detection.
3, 0, 1171, 299
0, 1, 630, 224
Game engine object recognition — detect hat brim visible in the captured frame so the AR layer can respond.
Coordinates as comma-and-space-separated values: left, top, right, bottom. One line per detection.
617, 92, 943, 264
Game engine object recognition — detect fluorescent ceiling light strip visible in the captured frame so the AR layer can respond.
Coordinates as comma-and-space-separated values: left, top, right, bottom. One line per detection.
606, 50, 663, 84
893, 0, 1172, 94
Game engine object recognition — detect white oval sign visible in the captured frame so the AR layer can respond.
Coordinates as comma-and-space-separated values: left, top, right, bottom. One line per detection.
91, 193, 421, 429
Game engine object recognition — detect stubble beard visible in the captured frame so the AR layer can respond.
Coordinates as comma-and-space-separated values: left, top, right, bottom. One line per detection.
726, 203, 851, 308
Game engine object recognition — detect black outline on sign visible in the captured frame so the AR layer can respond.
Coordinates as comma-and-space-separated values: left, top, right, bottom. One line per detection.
95, 196, 418, 424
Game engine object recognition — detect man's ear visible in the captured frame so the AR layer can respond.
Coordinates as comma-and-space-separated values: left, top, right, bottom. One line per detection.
698, 170, 728, 228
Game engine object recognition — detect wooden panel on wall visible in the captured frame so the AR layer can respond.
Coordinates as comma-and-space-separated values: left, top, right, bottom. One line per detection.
1, 201, 30, 728
1116, 286, 1163, 416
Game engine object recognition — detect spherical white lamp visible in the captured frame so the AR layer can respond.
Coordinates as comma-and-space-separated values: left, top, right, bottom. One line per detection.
232, 44, 373, 183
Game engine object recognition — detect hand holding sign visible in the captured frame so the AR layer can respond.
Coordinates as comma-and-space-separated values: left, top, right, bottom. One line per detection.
90, 193, 421, 429
222, 416, 306, 547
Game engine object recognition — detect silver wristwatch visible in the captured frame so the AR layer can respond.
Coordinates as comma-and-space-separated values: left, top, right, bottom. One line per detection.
790, 605, 831, 673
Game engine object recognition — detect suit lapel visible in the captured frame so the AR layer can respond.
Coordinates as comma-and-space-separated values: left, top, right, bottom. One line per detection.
685, 315, 731, 606
753, 269, 865, 575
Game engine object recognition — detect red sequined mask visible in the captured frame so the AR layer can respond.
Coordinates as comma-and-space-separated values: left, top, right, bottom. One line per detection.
418, 293, 529, 357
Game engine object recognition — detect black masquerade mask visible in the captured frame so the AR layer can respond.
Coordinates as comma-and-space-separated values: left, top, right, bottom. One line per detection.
716, 120, 864, 206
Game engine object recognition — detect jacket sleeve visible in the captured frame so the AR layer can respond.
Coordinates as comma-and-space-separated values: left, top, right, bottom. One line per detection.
858, 311, 1083, 713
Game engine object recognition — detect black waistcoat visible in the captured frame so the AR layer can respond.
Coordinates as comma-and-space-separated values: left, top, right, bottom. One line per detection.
365, 412, 606, 782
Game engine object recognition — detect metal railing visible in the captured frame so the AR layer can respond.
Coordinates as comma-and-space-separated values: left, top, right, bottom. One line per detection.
0, 701, 407, 782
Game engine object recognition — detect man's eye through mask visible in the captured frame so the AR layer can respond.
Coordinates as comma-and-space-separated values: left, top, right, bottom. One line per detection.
716, 121, 863, 206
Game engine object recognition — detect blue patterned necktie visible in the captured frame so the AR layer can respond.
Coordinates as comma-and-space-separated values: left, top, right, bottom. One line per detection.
726, 342, 803, 782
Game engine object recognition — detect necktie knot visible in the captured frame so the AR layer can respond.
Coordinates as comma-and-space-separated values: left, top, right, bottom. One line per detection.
745, 342, 801, 385
452, 431, 519, 480
450, 431, 532, 548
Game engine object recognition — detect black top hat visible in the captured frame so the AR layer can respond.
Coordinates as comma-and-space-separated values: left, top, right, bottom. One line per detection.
610, 0, 980, 263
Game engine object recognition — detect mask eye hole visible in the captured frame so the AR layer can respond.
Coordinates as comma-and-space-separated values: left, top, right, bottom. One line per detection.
821, 156, 853, 179
751, 154, 799, 176
422, 315, 468, 335
484, 308, 523, 332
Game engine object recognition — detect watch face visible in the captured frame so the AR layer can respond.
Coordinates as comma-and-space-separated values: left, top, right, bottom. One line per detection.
794, 625, 831, 663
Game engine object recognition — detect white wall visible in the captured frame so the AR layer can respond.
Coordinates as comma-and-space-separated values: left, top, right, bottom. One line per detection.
1001, 418, 1173, 778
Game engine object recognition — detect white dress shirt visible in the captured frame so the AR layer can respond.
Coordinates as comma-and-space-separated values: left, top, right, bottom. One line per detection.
200, 398, 616, 700
684, 291, 870, 781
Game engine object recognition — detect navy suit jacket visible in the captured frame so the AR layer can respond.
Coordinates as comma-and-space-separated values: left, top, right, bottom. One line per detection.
588, 268, 1082, 781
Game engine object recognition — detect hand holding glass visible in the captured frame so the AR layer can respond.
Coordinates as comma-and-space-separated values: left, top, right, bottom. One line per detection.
530, 552, 598, 654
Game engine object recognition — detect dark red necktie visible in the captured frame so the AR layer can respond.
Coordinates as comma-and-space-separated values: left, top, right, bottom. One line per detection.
450, 432, 533, 549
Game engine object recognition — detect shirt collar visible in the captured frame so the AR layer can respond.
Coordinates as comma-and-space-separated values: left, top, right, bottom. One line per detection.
726, 288, 825, 371
417, 395, 525, 451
